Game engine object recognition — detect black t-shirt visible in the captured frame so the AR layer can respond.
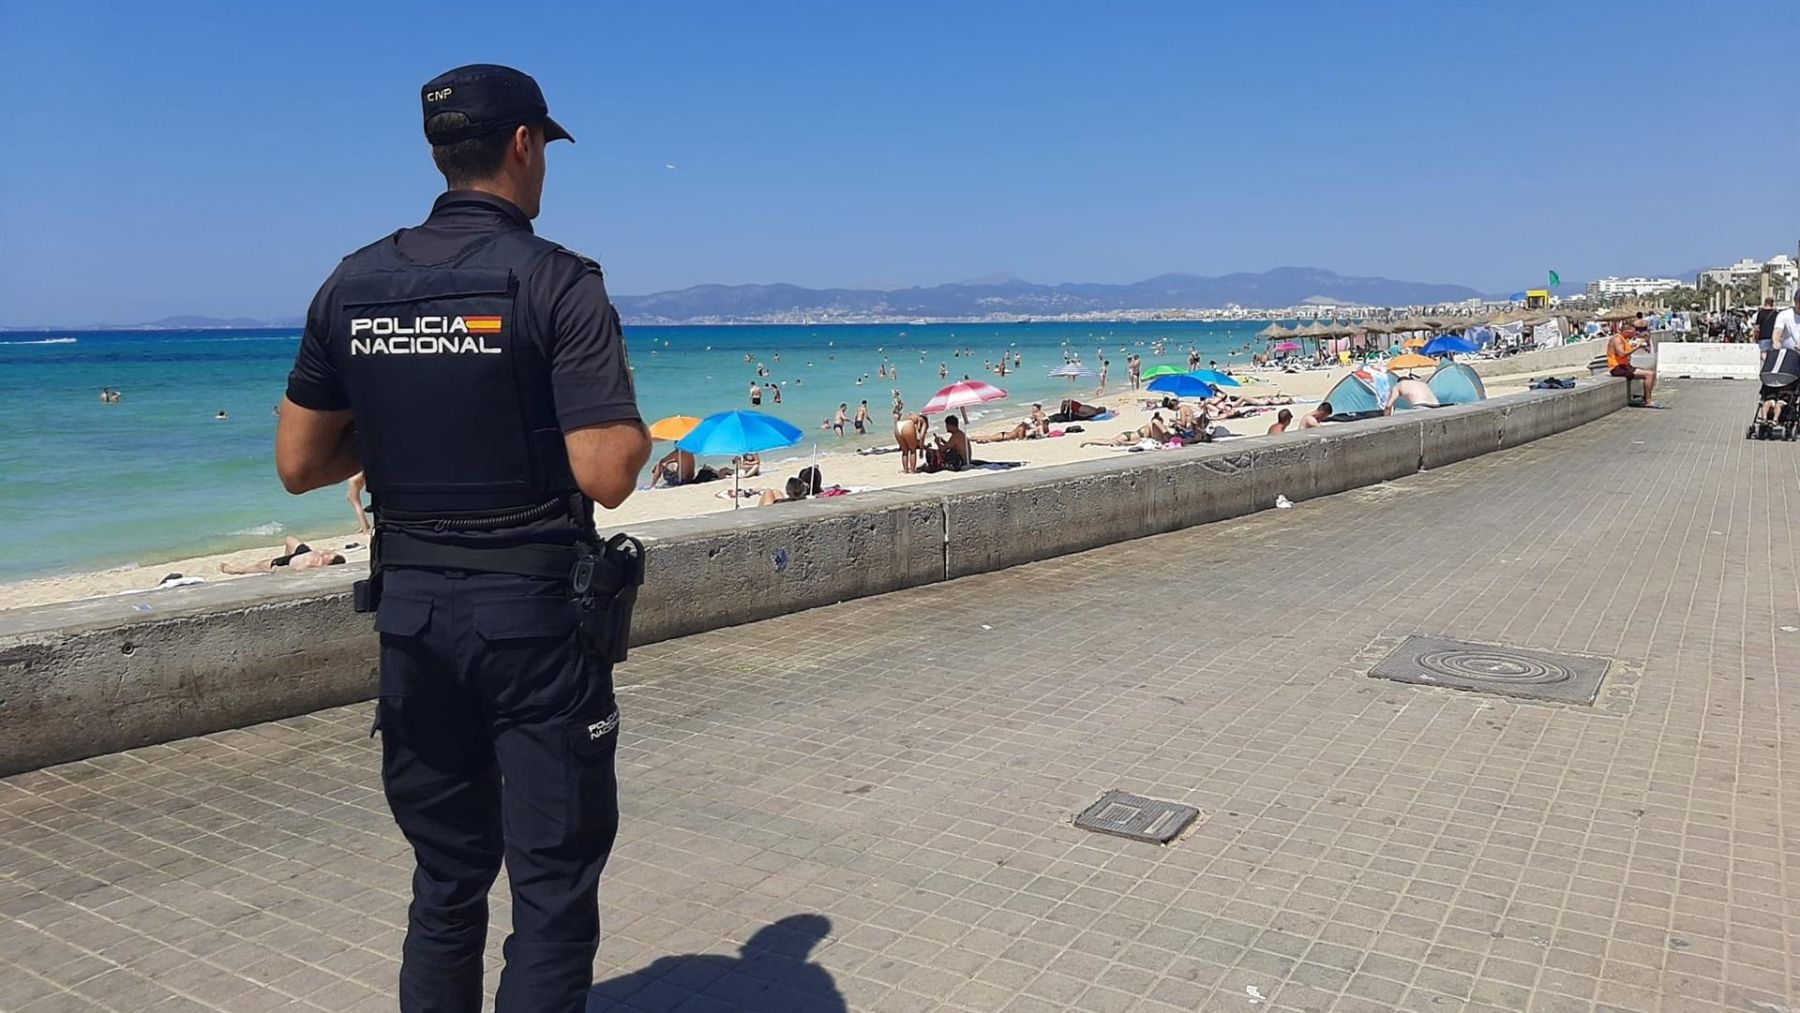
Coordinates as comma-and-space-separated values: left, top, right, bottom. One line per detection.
1757, 307, 1780, 343
285, 191, 639, 432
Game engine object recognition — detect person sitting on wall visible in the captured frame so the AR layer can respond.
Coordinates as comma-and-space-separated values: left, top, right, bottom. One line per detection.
1606, 324, 1661, 408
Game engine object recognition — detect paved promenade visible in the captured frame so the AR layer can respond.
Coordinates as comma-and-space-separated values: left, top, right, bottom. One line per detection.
3, 380, 1796, 1012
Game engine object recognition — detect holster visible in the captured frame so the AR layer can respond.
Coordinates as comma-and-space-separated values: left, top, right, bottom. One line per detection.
571, 533, 646, 664
352, 528, 384, 613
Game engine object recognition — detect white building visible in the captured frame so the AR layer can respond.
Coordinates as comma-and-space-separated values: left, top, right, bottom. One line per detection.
1697, 253, 1800, 301
1697, 258, 1764, 290
1766, 255, 1798, 301
1586, 276, 1684, 297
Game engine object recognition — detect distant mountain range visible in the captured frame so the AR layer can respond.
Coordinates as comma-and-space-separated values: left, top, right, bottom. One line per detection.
613, 267, 1485, 323
8, 265, 1609, 330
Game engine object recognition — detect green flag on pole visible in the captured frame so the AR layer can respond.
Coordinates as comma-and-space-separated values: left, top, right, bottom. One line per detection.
1548, 270, 1561, 288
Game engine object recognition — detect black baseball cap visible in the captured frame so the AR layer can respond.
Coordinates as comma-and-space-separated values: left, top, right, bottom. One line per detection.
421, 64, 574, 145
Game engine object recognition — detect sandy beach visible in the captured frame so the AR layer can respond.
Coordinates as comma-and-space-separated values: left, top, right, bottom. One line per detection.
0, 363, 1542, 611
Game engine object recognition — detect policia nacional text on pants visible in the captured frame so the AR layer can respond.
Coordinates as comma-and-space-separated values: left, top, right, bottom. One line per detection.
274, 64, 654, 1013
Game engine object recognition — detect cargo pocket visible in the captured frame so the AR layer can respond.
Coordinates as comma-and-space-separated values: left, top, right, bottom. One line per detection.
371, 595, 433, 738
471, 596, 582, 715
563, 699, 621, 849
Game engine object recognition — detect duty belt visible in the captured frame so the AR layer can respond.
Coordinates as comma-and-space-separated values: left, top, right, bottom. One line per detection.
375, 530, 581, 580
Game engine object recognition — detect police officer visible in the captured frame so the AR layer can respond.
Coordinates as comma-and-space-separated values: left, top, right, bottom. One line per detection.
274, 64, 651, 1012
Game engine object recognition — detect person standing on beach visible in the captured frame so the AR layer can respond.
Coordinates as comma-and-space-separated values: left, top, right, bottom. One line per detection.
895, 412, 928, 472
274, 64, 649, 1013
347, 472, 370, 535
1097, 359, 1109, 394
749, 380, 763, 406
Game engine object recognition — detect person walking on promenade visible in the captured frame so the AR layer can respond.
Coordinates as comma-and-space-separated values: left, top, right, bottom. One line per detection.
1756, 297, 1779, 351
1773, 292, 1800, 353
274, 64, 650, 1012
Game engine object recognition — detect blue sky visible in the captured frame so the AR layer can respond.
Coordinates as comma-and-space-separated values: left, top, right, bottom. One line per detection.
2, 0, 1795, 324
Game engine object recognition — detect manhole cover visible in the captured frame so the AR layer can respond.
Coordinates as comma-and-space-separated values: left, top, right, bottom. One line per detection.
1073, 791, 1198, 844
1370, 636, 1609, 705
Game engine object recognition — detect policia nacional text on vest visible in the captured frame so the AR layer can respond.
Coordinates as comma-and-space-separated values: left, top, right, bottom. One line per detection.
338, 223, 643, 656
281, 64, 648, 1013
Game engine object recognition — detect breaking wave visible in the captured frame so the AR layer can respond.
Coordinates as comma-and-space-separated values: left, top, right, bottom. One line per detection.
232, 521, 285, 537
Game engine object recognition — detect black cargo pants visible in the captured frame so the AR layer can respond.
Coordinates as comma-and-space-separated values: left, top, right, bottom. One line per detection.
372, 567, 620, 1013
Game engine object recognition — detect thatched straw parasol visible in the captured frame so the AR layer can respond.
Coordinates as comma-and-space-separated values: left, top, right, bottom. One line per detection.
1256, 322, 1288, 340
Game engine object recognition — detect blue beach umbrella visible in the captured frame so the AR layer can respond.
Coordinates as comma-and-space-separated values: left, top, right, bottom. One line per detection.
1145, 374, 1218, 399
676, 410, 804, 507
1188, 369, 1242, 388
1420, 334, 1480, 357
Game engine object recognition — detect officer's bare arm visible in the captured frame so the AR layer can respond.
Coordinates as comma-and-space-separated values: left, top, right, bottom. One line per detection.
565, 420, 652, 510
275, 399, 362, 494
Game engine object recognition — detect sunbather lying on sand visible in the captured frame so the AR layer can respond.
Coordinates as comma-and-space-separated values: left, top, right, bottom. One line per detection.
1081, 431, 1143, 448
974, 421, 1043, 443
220, 537, 345, 574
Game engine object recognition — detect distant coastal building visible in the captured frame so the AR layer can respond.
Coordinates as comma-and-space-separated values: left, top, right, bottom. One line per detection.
1586, 276, 1683, 298
1697, 254, 1799, 302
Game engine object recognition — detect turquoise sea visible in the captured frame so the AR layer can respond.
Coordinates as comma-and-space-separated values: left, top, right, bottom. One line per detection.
0, 321, 1268, 580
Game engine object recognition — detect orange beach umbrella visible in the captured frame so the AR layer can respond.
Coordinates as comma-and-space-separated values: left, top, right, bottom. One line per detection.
1386, 352, 1438, 371
648, 415, 703, 441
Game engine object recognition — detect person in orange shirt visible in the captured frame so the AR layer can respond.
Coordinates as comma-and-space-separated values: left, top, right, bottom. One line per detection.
1607, 324, 1660, 408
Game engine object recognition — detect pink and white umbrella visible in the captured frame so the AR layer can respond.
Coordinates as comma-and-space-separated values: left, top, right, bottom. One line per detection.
922, 380, 1007, 414
1273, 341, 1302, 353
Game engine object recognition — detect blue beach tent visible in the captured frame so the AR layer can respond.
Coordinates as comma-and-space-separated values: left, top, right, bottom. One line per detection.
1322, 371, 1385, 414
1427, 363, 1487, 405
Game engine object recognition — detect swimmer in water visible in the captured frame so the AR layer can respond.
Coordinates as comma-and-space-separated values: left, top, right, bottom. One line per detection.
215, 409, 229, 420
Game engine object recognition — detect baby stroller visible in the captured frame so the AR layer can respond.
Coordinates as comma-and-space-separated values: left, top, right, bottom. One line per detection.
1749, 348, 1800, 441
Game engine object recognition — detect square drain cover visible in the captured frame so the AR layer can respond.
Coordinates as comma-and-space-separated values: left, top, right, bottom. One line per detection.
1074, 791, 1198, 844
1370, 636, 1608, 705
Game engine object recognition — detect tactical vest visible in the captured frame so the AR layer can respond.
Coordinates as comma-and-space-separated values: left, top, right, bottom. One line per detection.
330, 229, 578, 520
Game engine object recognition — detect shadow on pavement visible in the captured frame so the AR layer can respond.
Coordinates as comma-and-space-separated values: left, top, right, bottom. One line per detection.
588, 913, 844, 1012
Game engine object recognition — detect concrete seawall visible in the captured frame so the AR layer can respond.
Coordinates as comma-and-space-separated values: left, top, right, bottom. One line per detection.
0, 378, 1626, 775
